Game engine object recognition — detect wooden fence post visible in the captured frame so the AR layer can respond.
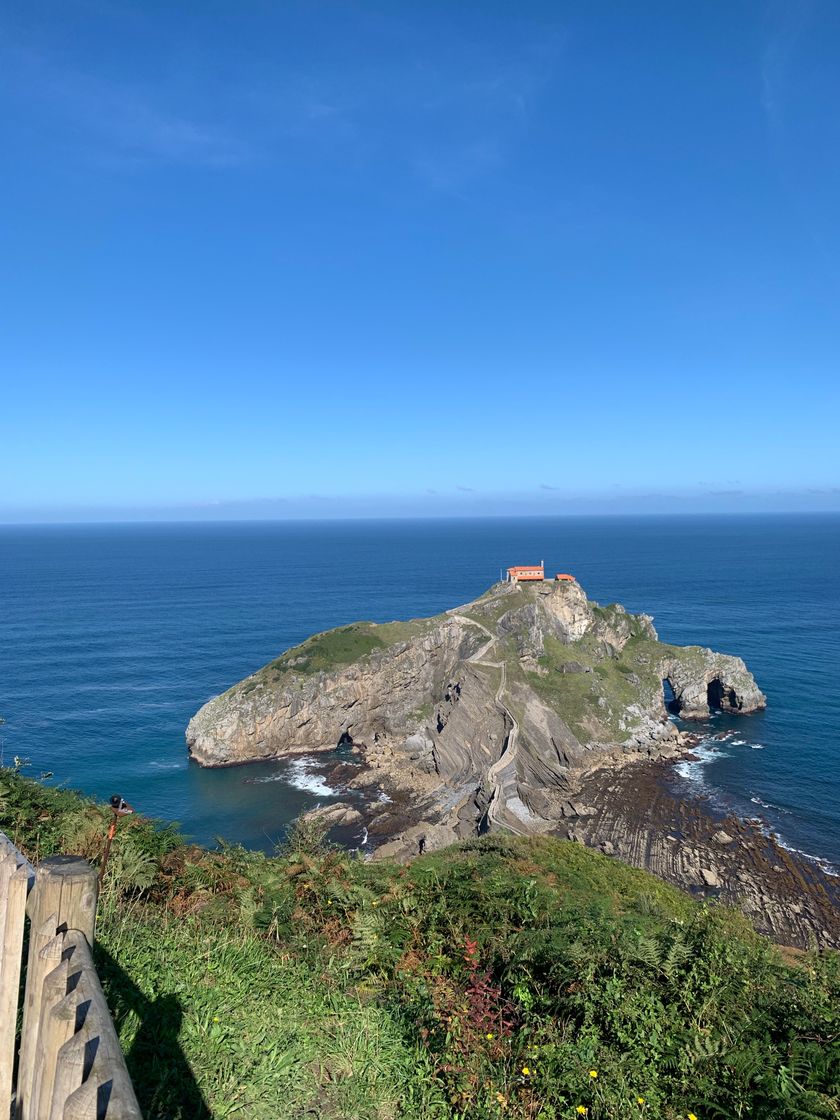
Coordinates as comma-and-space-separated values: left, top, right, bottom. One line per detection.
48, 939, 141, 1120
18, 857, 98, 1120
1, 855, 32, 1110
2, 842, 139, 1120
30, 944, 68, 1120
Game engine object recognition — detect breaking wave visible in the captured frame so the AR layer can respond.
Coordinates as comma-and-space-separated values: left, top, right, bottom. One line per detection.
750, 794, 791, 815
674, 739, 725, 786
286, 758, 338, 798
776, 840, 838, 877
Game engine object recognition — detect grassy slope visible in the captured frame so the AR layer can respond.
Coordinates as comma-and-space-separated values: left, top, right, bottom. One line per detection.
457, 588, 702, 742
522, 627, 659, 742
217, 586, 710, 743
521, 603, 715, 742
227, 618, 435, 700
2, 771, 839, 1120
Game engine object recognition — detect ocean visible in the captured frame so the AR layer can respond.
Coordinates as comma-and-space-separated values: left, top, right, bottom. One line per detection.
1, 515, 838, 865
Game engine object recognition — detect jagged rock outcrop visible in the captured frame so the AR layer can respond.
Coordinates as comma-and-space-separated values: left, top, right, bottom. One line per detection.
186, 615, 484, 768
186, 578, 765, 841
663, 652, 766, 720
300, 802, 363, 828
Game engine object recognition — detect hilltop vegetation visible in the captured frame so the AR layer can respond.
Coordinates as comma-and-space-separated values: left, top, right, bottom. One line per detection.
2, 769, 838, 1120
186, 579, 765, 860
233, 618, 435, 696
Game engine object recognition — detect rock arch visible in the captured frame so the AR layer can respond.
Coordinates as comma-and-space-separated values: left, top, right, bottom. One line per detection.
706, 677, 740, 713
661, 655, 765, 720
662, 677, 682, 715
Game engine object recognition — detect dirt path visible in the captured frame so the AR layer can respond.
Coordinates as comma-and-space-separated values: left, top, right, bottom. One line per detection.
449, 612, 524, 833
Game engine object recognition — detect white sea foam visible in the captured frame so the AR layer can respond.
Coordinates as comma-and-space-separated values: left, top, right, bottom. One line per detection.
674, 739, 722, 786
750, 795, 791, 815
750, 744, 765, 750
149, 760, 183, 771
286, 758, 337, 798
776, 840, 838, 877
377, 791, 392, 804
247, 758, 338, 796
747, 814, 839, 877
731, 739, 747, 746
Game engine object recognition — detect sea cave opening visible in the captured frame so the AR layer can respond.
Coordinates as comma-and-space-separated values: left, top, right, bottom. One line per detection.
662, 678, 681, 715
337, 730, 354, 749
707, 678, 738, 712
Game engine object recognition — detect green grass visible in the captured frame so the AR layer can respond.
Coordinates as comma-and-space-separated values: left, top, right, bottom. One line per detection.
2, 768, 839, 1120
265, 624, 387, 677
524, 631, 662, 742
233, 617, 437, 692
96, 912, 444, 1119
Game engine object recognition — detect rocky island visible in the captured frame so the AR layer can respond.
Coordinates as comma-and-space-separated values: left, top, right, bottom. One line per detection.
187, 576, 840, 950
187, 575, 765, 837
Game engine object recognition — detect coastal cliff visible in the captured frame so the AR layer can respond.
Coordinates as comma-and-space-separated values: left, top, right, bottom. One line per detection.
187, 579, 765, 840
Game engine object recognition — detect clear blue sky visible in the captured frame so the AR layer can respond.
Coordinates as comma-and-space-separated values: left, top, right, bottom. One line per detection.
2, 1, 839, 521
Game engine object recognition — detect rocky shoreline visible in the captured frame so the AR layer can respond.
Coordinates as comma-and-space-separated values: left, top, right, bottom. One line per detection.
187, 577, 766, 839
566, 754, 840, 951
305, 744, 840, 952
184, 576, 837, 949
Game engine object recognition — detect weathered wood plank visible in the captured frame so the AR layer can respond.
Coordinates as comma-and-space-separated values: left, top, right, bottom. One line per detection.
0, 831, 37, 886
49, 941, 141, 1120
17, 914, 60, 1119
2, 842, 139, 1120
0, 833, 36, 1115
19, 857, 98, 1120
0, 858, 31, 1111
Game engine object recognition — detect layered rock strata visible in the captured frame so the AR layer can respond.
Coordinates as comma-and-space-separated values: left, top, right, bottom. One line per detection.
187, 579, 766, 842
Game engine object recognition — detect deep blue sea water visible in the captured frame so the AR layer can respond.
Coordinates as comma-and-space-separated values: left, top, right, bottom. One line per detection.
1, 516, 838, 864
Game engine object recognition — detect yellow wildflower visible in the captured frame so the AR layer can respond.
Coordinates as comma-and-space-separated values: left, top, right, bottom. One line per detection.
638, 1098, 645, 1105
576, 1109, 588, 1117
589, 1069, 598, 1079
486, 1032, 494, 1040
521, 1066, 530, 1076
212, 1016, 220, 1023
688, 1114, 698, 1120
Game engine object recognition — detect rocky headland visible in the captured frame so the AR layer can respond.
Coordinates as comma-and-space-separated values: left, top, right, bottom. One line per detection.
187, 577, 765, 820
185, 578, 840, 948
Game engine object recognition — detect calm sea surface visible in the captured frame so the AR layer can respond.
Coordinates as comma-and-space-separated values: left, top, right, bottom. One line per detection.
1, 516, 838, 863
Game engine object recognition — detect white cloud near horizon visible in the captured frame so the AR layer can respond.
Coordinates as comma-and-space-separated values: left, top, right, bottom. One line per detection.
2, 486, 839, 525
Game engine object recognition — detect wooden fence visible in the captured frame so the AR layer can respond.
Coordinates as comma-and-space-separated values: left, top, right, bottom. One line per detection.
0, 832, 142, 1120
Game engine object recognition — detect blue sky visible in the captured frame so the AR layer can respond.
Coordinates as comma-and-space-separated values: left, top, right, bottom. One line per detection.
1, 1, 839, 521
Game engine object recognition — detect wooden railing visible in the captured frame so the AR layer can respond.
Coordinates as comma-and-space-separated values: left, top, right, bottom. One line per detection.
0, 832, 142, 1120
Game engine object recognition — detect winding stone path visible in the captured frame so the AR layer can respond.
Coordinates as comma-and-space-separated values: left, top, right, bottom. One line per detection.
449, 612, 527, 834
